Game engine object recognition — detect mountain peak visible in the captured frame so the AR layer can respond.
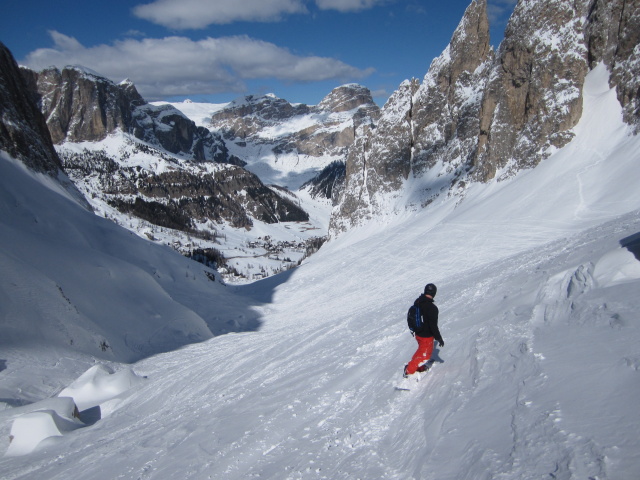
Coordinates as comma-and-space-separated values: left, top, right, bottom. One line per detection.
316, 84, 376, 113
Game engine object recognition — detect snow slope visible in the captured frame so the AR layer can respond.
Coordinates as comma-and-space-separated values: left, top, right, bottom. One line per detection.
0, 152, 265, 365
1, 67, 640, 479
151, 100, 229, 128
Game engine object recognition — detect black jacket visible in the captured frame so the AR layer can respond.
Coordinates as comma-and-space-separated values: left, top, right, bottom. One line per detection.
413, 295, 443, 344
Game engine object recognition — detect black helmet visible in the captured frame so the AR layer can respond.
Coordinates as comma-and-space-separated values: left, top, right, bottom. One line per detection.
424, 283, 437, 297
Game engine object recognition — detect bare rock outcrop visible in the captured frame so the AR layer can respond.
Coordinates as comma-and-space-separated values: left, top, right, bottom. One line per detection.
20, 66, 143, 144
473, 0, 590, 181
0, 42, 62, 174
331, 0, 491, 232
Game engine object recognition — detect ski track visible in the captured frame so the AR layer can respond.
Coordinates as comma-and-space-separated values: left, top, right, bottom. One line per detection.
3, 211, 639, 479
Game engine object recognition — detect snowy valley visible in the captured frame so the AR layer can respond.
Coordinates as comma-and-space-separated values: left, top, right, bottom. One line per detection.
2, 0, 640, 478
2, 59, 640, 479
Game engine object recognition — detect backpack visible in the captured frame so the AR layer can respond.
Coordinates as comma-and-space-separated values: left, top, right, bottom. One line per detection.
407, 304, 422, 333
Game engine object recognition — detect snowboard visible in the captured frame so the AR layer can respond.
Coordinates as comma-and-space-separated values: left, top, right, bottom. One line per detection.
394, 359, 435, 391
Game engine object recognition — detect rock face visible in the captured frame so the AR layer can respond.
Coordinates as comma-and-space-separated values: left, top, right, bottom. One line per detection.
585, 0, 640, 131
130, 103, 239, 164
330, 0, 640, 234
473, 0, 589, 182
210, 93, 310, 140
0, 42, 61, 174
20, 66, 143, 144
21, 66, 236, 163
413, 0, 491, 179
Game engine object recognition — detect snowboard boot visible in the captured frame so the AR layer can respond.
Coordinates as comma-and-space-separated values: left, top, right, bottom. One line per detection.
403, 364, 410, 378
417, 360, 432, 373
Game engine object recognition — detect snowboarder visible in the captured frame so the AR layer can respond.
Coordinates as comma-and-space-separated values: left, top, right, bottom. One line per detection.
404, 283, 444, 377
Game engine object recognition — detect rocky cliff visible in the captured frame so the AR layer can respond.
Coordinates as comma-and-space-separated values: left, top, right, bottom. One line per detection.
0, 42, 62, 174
21, 65, 236, 164
473, 0, 589, 182
331, 0, 492, 231
330, 0, 640, 234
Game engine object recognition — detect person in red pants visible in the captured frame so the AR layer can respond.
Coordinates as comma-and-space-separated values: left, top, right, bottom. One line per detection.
404, 283, 444, 377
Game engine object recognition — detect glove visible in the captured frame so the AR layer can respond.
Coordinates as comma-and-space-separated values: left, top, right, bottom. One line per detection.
439, 340, 445, 347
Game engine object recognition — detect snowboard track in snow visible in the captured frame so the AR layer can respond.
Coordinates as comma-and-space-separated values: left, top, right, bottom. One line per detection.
2, 211, 640, 479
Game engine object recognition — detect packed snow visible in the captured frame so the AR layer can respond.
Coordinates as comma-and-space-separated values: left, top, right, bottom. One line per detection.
1, 66, 640, 479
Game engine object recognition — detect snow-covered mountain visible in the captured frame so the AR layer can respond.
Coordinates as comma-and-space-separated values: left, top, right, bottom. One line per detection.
17, 63, 338, 283
2, 0, 640, 477
1, 58, 640, 477
16, 62, 381, 284
21, 65, 234, 163
330, 0, 640, 234
205, 84, 379, 191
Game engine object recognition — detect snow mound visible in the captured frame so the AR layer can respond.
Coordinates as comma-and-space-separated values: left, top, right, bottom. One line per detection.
58, 364, 146, 413
593, 247, 640, 287
5, 397, 82, 457
4, 365, 145, 457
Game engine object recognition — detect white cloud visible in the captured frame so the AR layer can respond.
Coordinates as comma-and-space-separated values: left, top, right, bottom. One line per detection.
132, 0, 394, 29
314, 0, 391, 13
22, 31, 374, 100
133, 0, 308, 29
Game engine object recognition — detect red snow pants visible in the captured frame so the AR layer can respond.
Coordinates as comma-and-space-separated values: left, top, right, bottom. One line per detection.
406, 335, 434, 375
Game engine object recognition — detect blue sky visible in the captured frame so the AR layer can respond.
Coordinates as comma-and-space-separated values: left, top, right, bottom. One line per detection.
1, 0, 517, 106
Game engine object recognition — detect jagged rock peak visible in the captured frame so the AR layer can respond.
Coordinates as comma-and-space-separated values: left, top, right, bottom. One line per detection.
316, 84, 377, 113
410, 0, 492, 174
223, 93, 309, 120
440, 0, 491, 84
329, 0, 492, 235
